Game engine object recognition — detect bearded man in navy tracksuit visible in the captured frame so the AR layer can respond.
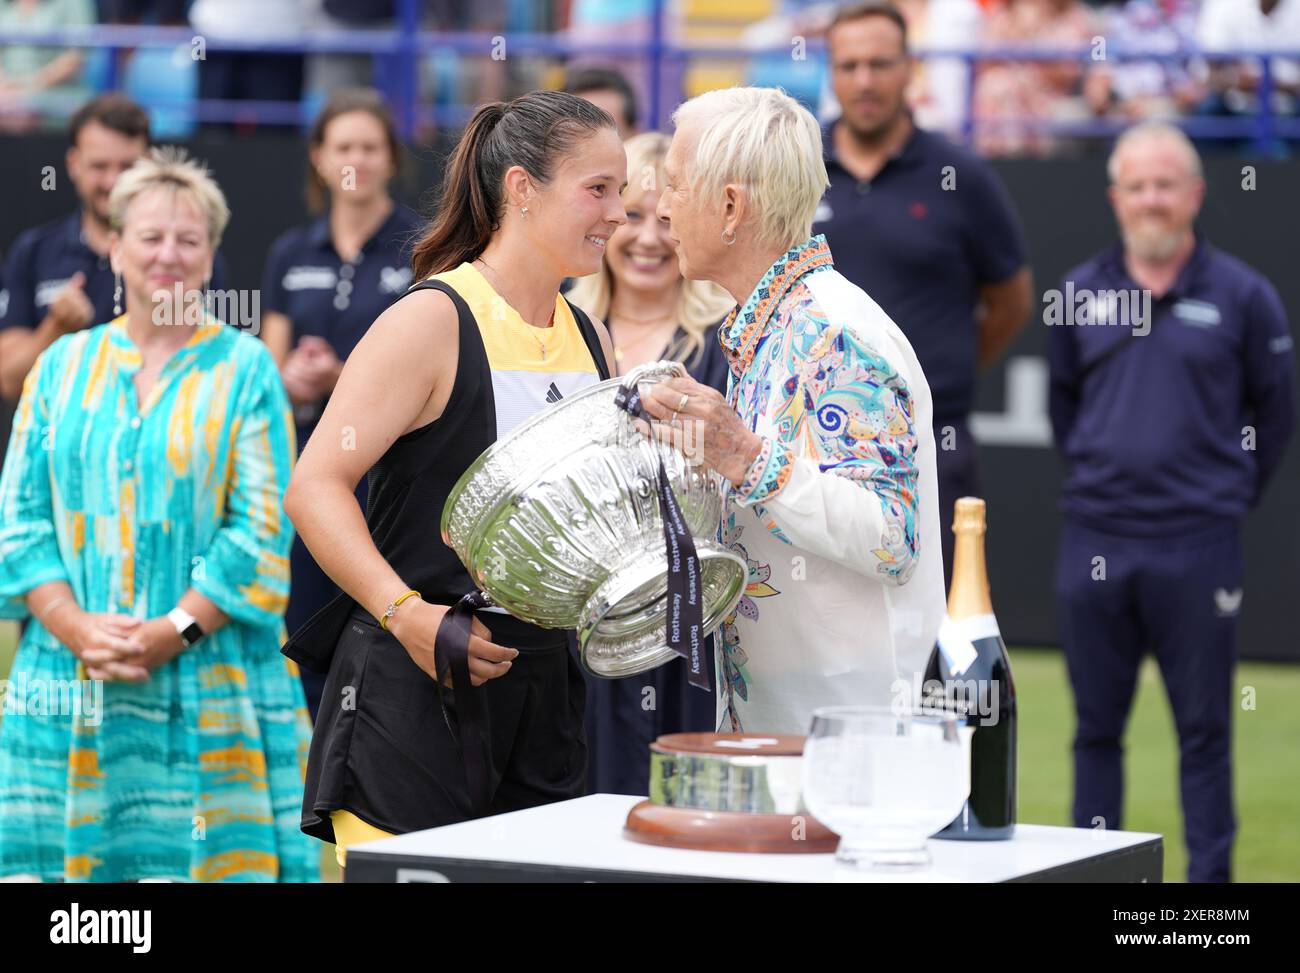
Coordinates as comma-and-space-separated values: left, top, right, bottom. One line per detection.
1049, 122, 1295, 883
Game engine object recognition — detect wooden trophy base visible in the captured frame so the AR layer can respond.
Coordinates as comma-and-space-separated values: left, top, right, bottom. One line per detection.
624, 800, 839, 854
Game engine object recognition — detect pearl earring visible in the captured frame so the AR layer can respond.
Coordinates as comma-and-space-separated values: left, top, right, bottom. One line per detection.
113, 272, 122, 316
520, 206, 529, 219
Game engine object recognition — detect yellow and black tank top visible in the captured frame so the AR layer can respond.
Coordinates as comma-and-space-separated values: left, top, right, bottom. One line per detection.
434, 262, 602, 437
282, 263, 610, 671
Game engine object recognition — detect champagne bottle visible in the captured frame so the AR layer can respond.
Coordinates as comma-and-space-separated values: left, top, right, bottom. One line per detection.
924, 497, 1017, 840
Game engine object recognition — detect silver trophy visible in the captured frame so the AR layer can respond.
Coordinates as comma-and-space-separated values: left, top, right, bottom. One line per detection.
441, 360, 746, 678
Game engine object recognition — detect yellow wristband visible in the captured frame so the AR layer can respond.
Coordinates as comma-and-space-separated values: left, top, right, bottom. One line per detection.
379, 590, 422, 630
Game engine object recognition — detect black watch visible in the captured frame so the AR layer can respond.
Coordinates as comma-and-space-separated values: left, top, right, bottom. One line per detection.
167, 607, 205, 647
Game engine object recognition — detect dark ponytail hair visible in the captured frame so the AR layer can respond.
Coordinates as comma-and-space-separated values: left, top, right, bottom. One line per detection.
411, 90, 616, 280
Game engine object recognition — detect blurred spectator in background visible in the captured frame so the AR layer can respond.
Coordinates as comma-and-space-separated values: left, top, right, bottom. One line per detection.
305, 0, 396, 93
0, 0, 95, 133
259, 88, 421, 718
190, 0, 307, 132
564, 65, 639, 137
564, 0, 655, 127
1195, 0, 1300, 131
1049, 123, 1294, 883
0, 94, 149, 402
417, 0, 510, 140
807, 0, 987, 138
903, 0, 986, 136
974, 0, 1105, 156
99, 0, 188, 24
740, 0, 836, 117
566, 131, 732, 795
0, 147, 318, 882
815, 1, 1032, 585
1089, 0, 1205, 123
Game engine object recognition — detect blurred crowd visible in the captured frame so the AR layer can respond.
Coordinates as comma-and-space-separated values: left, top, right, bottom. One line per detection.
0, 0, 1297, 152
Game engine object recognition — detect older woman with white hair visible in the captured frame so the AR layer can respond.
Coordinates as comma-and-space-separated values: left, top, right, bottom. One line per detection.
0, 147, 318, 881
646, 86, 946, 735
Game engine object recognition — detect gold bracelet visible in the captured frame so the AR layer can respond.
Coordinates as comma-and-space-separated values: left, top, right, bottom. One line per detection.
378, 590, 422, 631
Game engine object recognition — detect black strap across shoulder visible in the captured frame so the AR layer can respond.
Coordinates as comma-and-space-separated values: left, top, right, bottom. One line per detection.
565, 298, 612, 381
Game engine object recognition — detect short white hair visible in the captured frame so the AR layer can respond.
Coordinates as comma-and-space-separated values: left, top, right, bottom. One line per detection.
1107, 122, 1203, 184
672, 87, 828, 251
109, 145, 230, 248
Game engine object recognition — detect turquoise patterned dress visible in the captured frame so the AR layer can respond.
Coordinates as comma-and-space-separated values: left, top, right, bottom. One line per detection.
0, 316, 320, 882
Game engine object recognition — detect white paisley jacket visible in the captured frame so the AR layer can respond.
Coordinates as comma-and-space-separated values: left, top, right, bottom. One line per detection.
714, 234, 946, 734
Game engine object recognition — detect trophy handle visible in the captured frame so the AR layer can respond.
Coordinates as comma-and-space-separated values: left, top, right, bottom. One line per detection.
614, 359, 689, 446
620, 358, 689, 391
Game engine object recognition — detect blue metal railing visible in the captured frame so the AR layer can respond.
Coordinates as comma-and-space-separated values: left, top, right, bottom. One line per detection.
2, 3, 1298, 153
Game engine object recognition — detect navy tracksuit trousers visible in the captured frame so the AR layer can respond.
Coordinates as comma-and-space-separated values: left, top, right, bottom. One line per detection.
1056, 519, 1244, 883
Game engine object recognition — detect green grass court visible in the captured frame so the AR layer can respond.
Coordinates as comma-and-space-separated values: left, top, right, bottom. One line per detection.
1, 622, 1296, 882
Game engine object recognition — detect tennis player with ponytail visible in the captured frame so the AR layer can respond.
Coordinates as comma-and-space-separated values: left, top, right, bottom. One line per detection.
282, 90, 625, 874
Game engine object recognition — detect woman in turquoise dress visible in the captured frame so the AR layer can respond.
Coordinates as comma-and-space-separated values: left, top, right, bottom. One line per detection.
0, 147, 318, 882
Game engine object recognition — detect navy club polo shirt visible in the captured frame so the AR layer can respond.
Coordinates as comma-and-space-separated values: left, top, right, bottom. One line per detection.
261, 204, 421, 361
1049, 233, 1296, 537
261, 204, 423, 436
815, 121, 1027, 423
1, 210, 232, 331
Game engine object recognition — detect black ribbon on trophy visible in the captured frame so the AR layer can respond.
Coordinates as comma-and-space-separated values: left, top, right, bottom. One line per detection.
613, 380, 710, 693
432, 589, 495, 814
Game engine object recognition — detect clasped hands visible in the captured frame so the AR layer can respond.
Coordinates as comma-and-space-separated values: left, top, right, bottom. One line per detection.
49, 607, 186, 683
282, 335, 343, 407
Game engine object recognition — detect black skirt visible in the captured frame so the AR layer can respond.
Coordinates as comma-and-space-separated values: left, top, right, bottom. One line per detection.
299, 605, 587, 844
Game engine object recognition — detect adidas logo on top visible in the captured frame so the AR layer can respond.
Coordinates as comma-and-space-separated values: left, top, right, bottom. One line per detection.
545, 382, 563, 404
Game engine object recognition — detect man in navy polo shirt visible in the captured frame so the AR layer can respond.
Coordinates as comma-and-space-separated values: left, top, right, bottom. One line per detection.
1049, 122, 1295, 883
0, 95, 152, 403
815, 2, 1033, 583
